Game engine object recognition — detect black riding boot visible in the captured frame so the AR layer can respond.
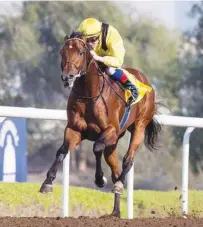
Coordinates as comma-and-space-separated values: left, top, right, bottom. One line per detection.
122, 80, 138, 104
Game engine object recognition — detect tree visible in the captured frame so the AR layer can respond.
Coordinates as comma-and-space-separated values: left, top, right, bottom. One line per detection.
177, 2, 203, 174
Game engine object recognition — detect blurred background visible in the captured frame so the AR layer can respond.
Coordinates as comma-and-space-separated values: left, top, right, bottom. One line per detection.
1, 0, 203, 192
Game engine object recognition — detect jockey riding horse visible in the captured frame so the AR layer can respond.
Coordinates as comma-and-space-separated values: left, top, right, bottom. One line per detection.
76, 18, 138, 104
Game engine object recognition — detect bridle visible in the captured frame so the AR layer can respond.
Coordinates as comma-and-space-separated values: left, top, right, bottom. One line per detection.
61, 39, 87, 80
61, 38, 105, 100
61, 38, 127, 105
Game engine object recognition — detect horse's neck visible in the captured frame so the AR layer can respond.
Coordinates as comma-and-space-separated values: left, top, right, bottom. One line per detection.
83, 62, 102, 96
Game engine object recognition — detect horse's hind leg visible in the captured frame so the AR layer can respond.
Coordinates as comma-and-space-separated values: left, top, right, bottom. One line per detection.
39, 127, 81, 193
102, 144, 121, 218
113, 122, 149, 193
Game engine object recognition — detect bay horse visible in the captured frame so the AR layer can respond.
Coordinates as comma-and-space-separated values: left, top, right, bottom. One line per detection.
39, 32, 162, 218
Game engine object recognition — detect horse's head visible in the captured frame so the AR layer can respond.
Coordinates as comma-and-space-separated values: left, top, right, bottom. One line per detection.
60, 32, 89, 88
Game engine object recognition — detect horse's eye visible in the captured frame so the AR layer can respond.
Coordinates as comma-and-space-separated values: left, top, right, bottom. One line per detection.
78, 51, 83, 56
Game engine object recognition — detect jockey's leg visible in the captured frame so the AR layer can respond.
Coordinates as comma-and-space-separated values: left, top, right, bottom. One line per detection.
105, 67, 138, 102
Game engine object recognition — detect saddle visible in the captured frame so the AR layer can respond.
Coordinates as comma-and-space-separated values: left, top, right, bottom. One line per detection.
97, 63, 152, 106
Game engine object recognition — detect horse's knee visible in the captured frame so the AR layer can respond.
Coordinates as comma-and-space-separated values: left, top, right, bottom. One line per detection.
94, 127, 118, 151
104, 128, 118, 146
111, 131, 118, 144
64, 127, 81, 151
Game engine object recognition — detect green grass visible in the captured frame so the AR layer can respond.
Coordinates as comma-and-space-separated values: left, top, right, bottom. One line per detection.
0, 182, 203, 218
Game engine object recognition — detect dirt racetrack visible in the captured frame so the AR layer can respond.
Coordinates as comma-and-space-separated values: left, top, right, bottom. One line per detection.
0, 216, 203, 227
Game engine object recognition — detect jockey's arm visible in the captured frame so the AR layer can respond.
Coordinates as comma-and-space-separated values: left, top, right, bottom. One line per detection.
91, 41, 125, 68
90, 26, 125, 68
103, 41, 125, 68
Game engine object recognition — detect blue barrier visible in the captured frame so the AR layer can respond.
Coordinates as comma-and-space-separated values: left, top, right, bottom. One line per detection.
0, 117, 27, 182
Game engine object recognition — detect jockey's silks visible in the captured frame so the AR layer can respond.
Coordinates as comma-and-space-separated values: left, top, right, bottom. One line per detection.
111, 69, 128, 83
94, 25, 125, 68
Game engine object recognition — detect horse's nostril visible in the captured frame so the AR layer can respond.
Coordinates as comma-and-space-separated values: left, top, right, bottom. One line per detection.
61, 74, 65, 81
61, 74, 69, 82
69, 75, 74, 78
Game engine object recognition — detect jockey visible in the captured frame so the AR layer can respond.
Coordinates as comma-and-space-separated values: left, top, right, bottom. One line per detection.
77, 18, 138, 103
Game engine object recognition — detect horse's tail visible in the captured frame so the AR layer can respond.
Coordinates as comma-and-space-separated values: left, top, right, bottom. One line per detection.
144, 102, 165, 151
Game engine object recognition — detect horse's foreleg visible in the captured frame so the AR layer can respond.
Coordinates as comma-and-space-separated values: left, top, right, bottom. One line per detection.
93, 125, 118, 152
39, 127, 81, 193
93, 150, 107, 188
114, 123, 147, 194
103, 144, 121, 218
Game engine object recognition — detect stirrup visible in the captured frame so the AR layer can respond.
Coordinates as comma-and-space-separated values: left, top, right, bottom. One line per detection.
127, 96, 134, 106
128, 89, 138, 105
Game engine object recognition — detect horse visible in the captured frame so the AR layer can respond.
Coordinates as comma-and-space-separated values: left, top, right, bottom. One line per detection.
39, 32, 162, 218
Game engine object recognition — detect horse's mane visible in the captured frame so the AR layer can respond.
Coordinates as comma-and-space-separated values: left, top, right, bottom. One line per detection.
64, 31, 84, 41
71, 31, 84, 38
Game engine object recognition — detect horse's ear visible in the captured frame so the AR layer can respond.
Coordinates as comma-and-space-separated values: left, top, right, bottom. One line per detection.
64, 35, 69, 41
70, 30, 76, 38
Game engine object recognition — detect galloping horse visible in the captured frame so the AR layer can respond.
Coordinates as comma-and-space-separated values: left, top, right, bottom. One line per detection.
39, 32, 162, 218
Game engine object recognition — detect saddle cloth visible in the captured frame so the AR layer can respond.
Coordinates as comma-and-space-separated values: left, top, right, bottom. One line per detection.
122, 68, 152, 105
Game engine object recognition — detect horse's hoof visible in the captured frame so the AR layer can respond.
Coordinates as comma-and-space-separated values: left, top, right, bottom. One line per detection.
95, 176, 107, 188
112, 181, 124, 195
99, 211, 120, 219
39, 184, 53, 194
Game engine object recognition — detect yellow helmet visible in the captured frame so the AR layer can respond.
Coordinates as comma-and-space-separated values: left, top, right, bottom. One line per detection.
77, 18, 102, 37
